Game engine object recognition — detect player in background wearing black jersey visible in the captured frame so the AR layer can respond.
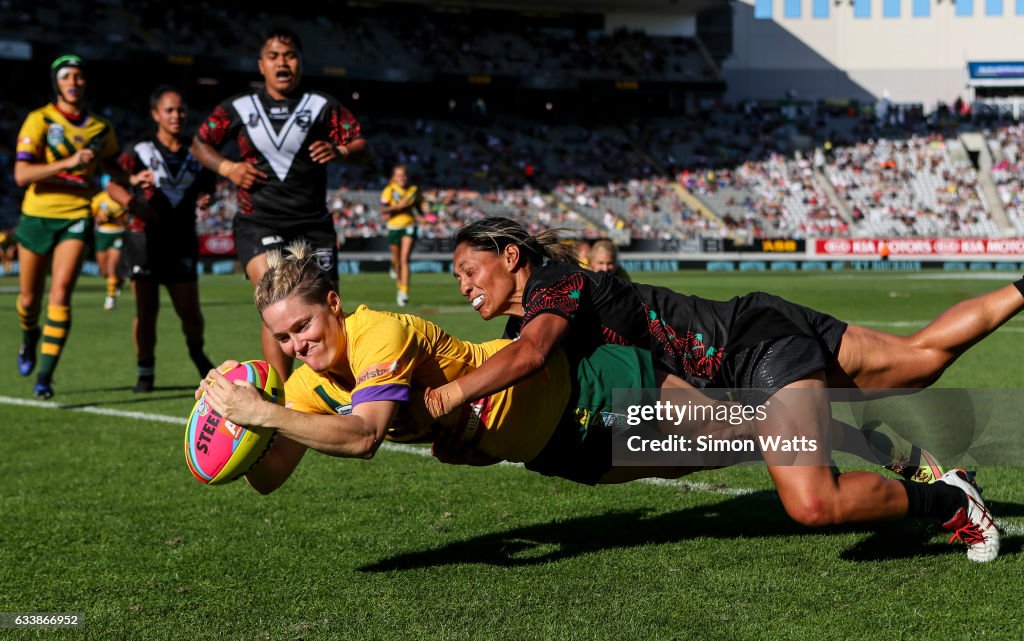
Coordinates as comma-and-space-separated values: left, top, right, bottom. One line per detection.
120, 86, 215, 393
191, 27, 366, 379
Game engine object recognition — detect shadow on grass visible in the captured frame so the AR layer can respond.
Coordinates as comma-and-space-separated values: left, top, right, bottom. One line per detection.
840, 528, 1023, 561
984, 499, 1024, 518
359, 494, 1009, 571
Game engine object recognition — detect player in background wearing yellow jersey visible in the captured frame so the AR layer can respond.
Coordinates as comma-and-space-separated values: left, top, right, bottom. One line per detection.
91, 175, 125, 310
588, 239, 630, 281
380, 165, 425, 306
0, 228, 15, 275
573, 239, 591, 269
13, 56, 132, 398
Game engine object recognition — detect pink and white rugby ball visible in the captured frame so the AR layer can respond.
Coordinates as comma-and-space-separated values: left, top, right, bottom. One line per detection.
185, 360, 283, 485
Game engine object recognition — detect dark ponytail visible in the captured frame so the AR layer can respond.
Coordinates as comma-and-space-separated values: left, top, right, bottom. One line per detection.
453, 217, 577, 267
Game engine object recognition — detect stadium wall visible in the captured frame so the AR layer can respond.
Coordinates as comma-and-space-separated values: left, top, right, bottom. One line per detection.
724, 0, 1024, 105
605, 12, 698, 36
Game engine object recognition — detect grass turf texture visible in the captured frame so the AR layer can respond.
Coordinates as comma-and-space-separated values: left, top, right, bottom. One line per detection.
1, 271, 1023, 640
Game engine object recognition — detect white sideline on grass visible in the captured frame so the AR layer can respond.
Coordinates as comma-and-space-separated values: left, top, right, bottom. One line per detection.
3, 393, 1022, 536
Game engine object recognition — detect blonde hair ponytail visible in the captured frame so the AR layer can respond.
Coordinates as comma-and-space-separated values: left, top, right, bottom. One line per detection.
254, 241, 335, 313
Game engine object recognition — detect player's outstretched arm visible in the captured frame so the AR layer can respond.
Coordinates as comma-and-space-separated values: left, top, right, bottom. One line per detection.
199, 366, 396, 458
257, 400, 397, 459
425, 313, 570, 418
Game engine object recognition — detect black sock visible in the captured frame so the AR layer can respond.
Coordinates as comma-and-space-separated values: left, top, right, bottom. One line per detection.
901, 479, 968, 522
1015, 278, 1024, 298
187, 341, 214, 375
137, 358, 155, 379
134, 359, 155, 393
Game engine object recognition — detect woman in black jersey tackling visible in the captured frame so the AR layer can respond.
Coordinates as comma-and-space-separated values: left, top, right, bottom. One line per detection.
119, 86, 215, 392
425, 217, 1024, 562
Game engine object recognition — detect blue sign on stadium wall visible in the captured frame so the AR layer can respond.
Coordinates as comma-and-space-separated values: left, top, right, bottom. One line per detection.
968, 62, 1024, 80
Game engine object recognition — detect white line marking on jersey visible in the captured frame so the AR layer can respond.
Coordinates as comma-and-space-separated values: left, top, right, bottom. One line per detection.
234, 92, 327, 182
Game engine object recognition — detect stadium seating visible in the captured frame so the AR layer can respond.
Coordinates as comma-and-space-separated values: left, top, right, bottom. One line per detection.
825, 135, 997, 237
990, 125, 1024, 234
2, 83, 1019, 245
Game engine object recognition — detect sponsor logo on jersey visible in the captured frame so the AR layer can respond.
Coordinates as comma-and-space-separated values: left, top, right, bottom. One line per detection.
260, 234, 285, 246
47, 124, 65, 147
356, 361, 399, 385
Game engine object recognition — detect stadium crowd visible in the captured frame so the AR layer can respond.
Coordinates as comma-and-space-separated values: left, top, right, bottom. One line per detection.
989, 124, 1024, 234
3, 98, 1021, 248
0, 22, 1019, 251
825, 134, 996, 237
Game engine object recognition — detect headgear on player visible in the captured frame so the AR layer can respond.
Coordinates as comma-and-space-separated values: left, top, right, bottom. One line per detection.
50, 54, 85, 101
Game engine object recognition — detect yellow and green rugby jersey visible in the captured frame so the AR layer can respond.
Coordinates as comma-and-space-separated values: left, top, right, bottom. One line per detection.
16, 104, 118, 219
380, 183, 420, 229
91, 191, 125, 233
283, 305, 569, 463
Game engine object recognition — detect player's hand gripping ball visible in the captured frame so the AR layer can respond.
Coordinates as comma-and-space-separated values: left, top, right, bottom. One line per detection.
185, 360, 283, 485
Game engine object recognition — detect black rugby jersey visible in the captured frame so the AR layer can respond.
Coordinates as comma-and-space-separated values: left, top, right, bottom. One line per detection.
503, 262, 841, 388
196, 88, 361, 227
119, 135, 213, 241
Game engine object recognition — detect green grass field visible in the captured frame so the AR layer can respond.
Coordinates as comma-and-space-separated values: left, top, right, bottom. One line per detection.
1, 270, 1023, 640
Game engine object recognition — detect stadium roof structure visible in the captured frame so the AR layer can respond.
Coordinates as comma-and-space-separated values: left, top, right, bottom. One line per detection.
367, 0, 724, 15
